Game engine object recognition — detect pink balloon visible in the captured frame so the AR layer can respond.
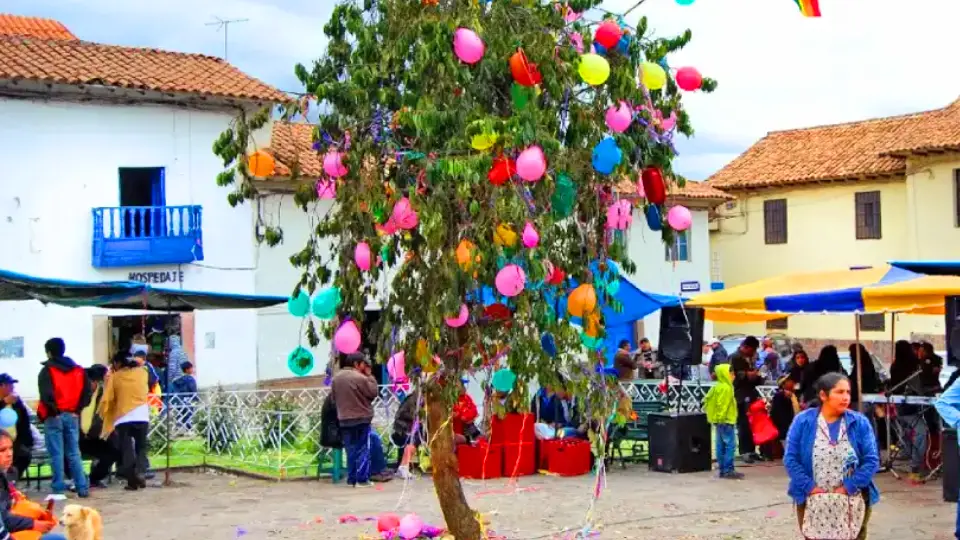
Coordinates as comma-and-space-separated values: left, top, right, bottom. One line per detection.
391, 197, 419, 230
516, 146, 546, 182
495, 264, 526, 297
445, 304, 469, 328
323, 151, 348, 178
521, 222, 539, 248
355, 242, 372, 271
387, 351, 405, 380
635, 177, 646, 198
675, 66, 703, 92
316, 179, 336, 199
661, 111, 677, 132
453, 28, 485, 64
398, 514, 424, 540
605, 101, 632, 133
606, 199, 633, 230
334, 320, 361, 354
666, 205, 693, 231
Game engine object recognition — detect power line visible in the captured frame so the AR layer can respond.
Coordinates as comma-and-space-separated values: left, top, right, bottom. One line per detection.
205, 16, 249, 60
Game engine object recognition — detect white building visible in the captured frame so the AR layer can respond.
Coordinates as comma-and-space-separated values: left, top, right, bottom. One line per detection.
0, 15, 285, 395
250, 122, 732, 389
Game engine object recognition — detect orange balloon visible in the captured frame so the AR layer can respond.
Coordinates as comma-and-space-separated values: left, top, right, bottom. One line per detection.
494, 223, 518, 248
584, 312, 602, 338
247, 150, 276, 177
567, 284, 598, 318
456, 239, 476, 270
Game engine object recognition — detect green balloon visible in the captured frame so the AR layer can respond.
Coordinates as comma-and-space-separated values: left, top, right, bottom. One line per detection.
511, 83, 533, 110
606, 279, 621, 296
287, 347, 314, 377
491, 368, 517, 393
552, 173, 577, 219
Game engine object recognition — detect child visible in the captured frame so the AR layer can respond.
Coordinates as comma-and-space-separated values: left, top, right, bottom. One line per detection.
703, 364, 743, 479
770, 376, 799, 445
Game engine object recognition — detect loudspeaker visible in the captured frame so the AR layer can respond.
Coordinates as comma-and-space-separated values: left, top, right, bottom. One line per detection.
648, 412, 712, 474
658, 306, 705, 365
947, 296, 960, 367
944, 429, 958, 503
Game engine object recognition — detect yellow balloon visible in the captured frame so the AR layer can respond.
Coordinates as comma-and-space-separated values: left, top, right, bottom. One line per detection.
471, 132, 498, 151
641, 61, 667, 90
578, 53, 610, 86
494, 223, 518, 248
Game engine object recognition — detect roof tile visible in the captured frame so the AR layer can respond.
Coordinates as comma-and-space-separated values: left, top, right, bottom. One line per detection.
0, 14, 76, 40
265, 121, 321, 178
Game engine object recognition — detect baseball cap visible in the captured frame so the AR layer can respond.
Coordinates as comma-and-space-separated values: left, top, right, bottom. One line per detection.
706, 338, 719, 346
0, 374, 18, 385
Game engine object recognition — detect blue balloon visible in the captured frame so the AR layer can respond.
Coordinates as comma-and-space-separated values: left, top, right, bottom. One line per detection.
541, 333, 557, 357
616, 35, 631, 55
594, 43, 607, 55
287, 291, 310, 318
0, 408, 16, 429
645, 205, 662, 231
591, 137, 622, 175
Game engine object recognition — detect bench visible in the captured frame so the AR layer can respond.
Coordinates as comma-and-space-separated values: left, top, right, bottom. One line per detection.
606, 400, 666, 468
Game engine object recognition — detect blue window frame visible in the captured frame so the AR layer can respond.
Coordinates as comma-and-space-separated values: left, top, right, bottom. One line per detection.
665, 230, 690, 262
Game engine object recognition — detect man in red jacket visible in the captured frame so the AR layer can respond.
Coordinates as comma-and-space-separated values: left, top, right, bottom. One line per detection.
36, 338, 91, 498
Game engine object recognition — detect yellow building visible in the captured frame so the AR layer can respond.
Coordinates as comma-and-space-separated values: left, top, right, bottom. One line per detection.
707, 97, 960, 356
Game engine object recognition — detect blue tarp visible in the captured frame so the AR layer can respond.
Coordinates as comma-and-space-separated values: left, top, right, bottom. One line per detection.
0, 268, 287, 311
890, 260, 960, 276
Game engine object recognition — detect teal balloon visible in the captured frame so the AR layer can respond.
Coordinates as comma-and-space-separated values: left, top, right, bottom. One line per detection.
645, 205, 662, 231
676, 0, 695, 5
491, 368, 517, 393
287, 291, 310, 318
0, 408, 16, 429
287, 347, 314, 377
580, 333, 603, 350
591, 137, 622, 175
552, 173, 577, 218
311, 287, 341, 320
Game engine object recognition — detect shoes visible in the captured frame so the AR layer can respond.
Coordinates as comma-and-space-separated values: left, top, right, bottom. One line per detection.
740, 454, 756, 465
353, 482, 374, 488
395, 465, 413, 480
144, 472, 156, 480
136, 476, 147, 489
720, 472, 745, 480
123, 484, 139, 491
90, 481, 108, 489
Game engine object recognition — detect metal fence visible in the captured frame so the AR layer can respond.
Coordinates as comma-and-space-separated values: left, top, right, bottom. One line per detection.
137, 381, 777, 479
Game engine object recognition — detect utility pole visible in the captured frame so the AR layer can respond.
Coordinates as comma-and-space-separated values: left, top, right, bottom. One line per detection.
205, 16, 249, 60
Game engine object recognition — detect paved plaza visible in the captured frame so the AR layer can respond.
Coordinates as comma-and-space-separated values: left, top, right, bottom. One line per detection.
57, 463, 957, 539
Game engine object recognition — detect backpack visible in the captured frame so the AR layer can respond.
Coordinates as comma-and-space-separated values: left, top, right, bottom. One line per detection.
319, 394, 342, 449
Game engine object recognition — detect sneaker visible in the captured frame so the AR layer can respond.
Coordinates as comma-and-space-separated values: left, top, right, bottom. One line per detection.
739, 454, 756, 465
354, 482, 375, 488
90, 481, 108, 489
720, 472, 745, 480
371, 473, 393, 483
396, 465, 412, 480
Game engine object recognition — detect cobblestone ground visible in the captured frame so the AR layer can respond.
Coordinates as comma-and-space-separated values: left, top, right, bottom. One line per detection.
37, 463, 957, 539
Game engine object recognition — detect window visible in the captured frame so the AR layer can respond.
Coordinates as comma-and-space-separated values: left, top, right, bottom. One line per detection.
763, 199, 787, 244
954, 169, 960, 227
765, 317, 788, 330
855, 191, 881, 239
858, 313, 885, 332
665, 230, 690, 262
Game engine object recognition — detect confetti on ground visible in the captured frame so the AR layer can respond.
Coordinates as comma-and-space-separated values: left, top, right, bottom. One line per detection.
764, 510, 778, 518
339, 515, 360, 524
476, 486, 541, 497
235, 527, 247, 538
375, 484, 385, 491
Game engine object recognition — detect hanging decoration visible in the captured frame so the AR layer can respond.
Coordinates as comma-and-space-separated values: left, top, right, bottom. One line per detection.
316, 179, 336, 199
605, 101, 633, 133
675, 67, 703, 91
455, 239, 477, 269
578, 53, 610, 86
516, 146, 547, 182
594, 20, 622, 49
445, 304, 470, 328
551, 173, 576, 218
566, 284, 598, 317
247, 150, 275, 177
390, 197, 419, 230
509, 49, 542, 86
387, 351, 406, 380
355, 242, 372, 271
495, 264, 526, 297
641, 166, 667, 205
287, 291, 310, 318
334, 320, 362, 354
323, 151, 349, 178
491, 368, 517, 393
488, 156, 516, 186
494, 223, 518, 248
287, 347, 314, 377
605, 199, 633, 230
453, 28, 485, 64
676, 0, 696, 5
592, 137, 622, 175
666, 205, 693, 231
311, 287, 342, 319
540, 333, 557, 357
793, 0, 822, 17
645, 205, 663, 231
640, 61, 667, 90
521, 222, 539, 248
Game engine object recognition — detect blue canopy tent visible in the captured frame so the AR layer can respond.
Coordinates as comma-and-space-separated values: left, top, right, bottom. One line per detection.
470, 274, 685, 362
0, 268, 288, 311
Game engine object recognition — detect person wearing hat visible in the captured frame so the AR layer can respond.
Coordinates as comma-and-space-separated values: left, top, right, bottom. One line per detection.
0, 375, 32, 479
705, 338, 728, 377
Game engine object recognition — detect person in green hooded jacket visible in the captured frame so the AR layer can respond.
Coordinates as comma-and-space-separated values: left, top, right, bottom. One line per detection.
704, 364, 743, 479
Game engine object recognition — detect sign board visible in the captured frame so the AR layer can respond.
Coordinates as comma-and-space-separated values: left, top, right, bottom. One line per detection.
128, 270, 185, 284
680, 281, 701, 292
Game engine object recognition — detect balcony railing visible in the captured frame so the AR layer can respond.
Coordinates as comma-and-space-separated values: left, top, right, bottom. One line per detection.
92, 205, 204, 268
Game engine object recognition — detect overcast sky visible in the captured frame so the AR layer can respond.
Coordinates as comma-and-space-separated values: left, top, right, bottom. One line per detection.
7, 0, 959, 180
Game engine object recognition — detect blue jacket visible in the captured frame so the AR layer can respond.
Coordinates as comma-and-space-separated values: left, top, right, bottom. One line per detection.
783, 408, 880, 506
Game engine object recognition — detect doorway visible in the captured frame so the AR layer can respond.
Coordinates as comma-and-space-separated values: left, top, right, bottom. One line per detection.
119, 167, 165, 237
106, 314, 186, 388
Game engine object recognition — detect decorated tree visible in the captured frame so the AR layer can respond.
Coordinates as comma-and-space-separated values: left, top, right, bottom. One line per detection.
214, 0, 714, 537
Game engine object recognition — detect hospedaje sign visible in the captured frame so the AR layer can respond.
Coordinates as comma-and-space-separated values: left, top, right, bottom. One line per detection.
128, 270, 184, 284
680, 281, 701, 293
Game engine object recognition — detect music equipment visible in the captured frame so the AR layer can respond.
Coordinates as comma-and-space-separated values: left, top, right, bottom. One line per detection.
947, 296, 960, 367
861, 394, 936, 405
657, 306, 705, 366
648, 411, 712, 474
943, 429, 958, 502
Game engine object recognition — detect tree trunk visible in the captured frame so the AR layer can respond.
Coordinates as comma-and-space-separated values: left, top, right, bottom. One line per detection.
426, 387, 483, 539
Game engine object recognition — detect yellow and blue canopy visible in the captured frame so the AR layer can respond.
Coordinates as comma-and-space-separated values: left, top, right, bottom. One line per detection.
690, 265, 960, 321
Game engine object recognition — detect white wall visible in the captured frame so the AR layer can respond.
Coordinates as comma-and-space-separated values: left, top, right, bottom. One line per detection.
0, 98, 259, 395
623, 208, 714, 345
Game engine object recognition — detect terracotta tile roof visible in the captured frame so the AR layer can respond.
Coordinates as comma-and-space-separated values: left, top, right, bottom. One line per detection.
265, 121, 321, 178
0, 14, 76, 40
880, 99, 960, 156
615, 176, 732, 203
0, 34, 286, 103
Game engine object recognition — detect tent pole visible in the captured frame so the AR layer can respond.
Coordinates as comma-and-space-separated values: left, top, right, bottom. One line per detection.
855, 315, 863, 412
164, 299, 173, 487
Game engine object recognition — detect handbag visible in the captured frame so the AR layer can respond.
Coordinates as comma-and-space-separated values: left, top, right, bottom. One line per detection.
800, 492, 865, 540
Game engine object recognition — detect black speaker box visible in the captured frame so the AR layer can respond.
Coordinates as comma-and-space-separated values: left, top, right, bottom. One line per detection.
658, 306, 706, 365
944, 429, 958, 503
648, 412, 712, 474
947, 296, 960, 367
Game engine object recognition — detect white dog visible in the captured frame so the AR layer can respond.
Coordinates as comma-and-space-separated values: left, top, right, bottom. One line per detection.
60, 504, 103, 540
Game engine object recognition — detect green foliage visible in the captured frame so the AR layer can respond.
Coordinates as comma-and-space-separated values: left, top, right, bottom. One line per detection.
196, 385, 239, 453
213, 0, 714, 420
260, 394, 300, 449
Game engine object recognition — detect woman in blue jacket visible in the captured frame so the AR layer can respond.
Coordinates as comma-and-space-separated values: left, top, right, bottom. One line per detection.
784, 372, 879, 540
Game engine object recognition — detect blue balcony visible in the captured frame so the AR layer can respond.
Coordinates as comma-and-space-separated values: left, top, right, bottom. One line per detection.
92, 206, 204, 268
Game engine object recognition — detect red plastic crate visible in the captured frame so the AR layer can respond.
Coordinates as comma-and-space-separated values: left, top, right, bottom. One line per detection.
546, 439, 592, 477
503, 442, 536, 477
538, 439, 563, 470
490, 413, 535, 444
457, 443, 502, 479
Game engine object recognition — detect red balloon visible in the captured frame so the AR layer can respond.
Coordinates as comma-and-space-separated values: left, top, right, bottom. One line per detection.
675, 67, 703, 92
594, 21, 622, 49
546, 265, 566, 286
641, 167, 666, 205
488, 156, 516, 186
377, 513, 401, 533
509, 49, 542, 87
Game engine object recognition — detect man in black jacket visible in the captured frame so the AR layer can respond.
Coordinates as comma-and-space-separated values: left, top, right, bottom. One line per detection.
0, 375, 32, 479
729, 336, 761, 463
